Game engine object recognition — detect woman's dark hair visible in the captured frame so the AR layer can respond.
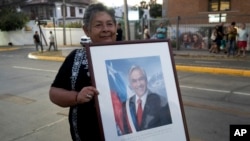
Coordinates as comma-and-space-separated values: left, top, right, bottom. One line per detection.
83, 3, 116, 29
231, 21, 236, 26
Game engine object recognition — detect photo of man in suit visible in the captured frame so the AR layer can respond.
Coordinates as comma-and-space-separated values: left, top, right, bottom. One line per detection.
122, 65, 172, 134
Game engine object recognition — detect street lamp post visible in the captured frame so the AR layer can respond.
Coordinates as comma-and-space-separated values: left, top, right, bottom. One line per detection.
123, 0, 130, 40
62, 0, 66, 45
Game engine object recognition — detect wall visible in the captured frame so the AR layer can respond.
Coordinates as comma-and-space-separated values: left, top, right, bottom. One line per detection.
0, 21, 86, 46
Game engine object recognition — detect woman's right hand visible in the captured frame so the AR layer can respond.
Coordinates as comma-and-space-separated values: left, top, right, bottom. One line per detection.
76, 86, 99, 104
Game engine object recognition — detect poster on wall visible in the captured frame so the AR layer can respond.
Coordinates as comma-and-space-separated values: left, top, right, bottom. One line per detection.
86, 40, 190, 141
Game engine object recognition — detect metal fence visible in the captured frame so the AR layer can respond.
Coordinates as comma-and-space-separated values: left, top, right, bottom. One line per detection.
129, 15, 250, 51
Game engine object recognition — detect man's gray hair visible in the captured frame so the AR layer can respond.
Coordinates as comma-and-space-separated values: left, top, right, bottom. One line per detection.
128, 65, 148, 83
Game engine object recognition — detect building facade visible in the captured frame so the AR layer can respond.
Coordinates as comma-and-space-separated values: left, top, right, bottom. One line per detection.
0, 0, 90, 46
163, 0, 250, 24
159, 0, 250, 50
0, 0, 90, 25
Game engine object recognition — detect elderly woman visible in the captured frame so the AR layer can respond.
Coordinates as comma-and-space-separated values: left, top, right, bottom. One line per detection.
49, 3, 117, 141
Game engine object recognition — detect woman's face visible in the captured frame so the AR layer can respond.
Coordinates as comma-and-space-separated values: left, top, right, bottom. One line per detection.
183, 34, 188, 41
83, 12, 117, 43
193, 35, 198, 42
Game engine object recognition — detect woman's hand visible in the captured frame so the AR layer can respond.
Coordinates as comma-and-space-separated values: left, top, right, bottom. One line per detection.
76, 86, 99, 104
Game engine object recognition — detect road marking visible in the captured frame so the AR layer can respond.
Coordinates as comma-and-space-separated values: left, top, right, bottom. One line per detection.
180, 85, 250, 96
233, 92, 250, 96
184, 101, 250, 118
34, 117, 67, 131
13, 66, 57, 73
195, 61, 221, 64
180, 85, 229, 93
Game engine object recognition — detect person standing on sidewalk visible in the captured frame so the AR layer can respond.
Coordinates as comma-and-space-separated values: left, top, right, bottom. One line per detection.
48, 31, 56, 51
209, 26, 218, 53
33, 31, 43, 52
237, 23, 248, 57
143, 25, 150, 39
49, 3, 117, 141
156, 22, 167, 39
116, 22, 123, 41
216, 22, 225, 53
227, 22, 238, 57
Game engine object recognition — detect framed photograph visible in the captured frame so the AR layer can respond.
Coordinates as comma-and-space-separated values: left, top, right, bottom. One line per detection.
86, 40, 189, 141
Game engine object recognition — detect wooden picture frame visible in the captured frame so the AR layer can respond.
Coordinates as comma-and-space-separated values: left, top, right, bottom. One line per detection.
86, 40, 189, 141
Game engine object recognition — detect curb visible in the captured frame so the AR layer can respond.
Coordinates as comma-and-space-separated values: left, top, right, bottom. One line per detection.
28, 53, 250, 77
28, 53, 65, 62
176, 65, 250, 77
0, 47, 19, 51
174, 53, 250, 61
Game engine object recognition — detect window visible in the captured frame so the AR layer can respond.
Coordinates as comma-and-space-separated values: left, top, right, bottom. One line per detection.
46, 6, 54, 19
70, 6, 75, 17
61, 5, 67, 17
79, 8, 83, 14
208, 0, 230, 12
208, 13, 227, 23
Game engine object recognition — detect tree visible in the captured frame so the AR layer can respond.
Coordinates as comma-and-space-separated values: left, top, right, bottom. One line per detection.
0, 8, 29, 31
149, 3, 162, 18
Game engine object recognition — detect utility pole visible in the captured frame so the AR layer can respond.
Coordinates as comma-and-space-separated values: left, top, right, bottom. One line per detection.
123, 0, 130, 40
53, 17, 58, 50
62, 0, 66, 45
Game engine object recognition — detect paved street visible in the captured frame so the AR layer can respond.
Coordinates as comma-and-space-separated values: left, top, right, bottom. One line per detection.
0, 47, 71, 141
0, 46, 250, 141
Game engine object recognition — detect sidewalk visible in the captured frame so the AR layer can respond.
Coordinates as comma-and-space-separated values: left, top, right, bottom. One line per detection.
173, 48, 250, 60
1, 46, 250, 77
172, 49, 250, 77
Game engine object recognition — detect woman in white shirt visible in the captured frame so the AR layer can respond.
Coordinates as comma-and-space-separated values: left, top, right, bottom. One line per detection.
237, 23, 248, 57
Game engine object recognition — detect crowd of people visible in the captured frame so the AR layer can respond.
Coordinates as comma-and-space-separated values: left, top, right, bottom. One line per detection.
209, 21, 248, 57
178, 21, 249, 57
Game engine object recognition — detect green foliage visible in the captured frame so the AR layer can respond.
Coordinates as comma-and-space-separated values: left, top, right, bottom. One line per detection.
0, 8, 29, 31
59, 21, 83, 28
149, 4, 162, 18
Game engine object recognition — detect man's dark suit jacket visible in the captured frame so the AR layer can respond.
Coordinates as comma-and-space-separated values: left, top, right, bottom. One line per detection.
122, 92, 172, 134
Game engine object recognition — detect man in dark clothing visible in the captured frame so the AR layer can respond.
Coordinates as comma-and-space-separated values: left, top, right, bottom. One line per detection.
33, 31, 43, 52
116, 23, 123, 41
217, 22, 224, 52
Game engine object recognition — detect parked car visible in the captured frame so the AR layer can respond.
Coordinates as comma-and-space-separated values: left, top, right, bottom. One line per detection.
80, 36, 91, 46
